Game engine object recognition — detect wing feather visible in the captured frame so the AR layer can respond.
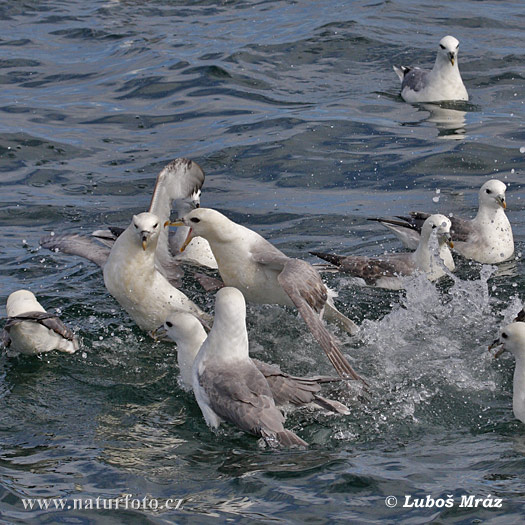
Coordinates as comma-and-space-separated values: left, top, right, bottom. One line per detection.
277, 259, 365, 383
40, 234, 110, 268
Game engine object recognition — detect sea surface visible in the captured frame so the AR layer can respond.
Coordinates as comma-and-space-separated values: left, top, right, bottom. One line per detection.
1, 1, 525, 523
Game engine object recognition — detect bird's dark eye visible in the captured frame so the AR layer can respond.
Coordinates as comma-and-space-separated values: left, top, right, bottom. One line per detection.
166, 321, 173, 328
432, 224, 437, 229
153, 223, 158, 228
134, 223, 138, 229
440, 44, 446, 50
502, 332, 508, 339
486, 189, 492, 194
190, 217, 201, 224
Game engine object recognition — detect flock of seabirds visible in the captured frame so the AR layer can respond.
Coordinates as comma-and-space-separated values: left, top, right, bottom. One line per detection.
3, 36, 525, 447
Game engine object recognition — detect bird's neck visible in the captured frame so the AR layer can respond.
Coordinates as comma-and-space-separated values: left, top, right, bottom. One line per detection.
177, 329, 207, 390
148, 183, 172, 221
513, 354, 525, 423
473, 204, 505, 225
118, 228, 157, 266
433, 57, 461, 79
205, 321, 250, 362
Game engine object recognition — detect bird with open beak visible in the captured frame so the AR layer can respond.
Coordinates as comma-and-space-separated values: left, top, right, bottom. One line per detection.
166, 207, 365, 384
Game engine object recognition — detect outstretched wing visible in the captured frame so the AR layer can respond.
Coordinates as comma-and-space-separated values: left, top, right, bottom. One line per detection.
276, 258, 365, 383
40, 234, 110, 268
149, 158, 205, 212
311, 252, 414, 285
4, 311, 76, 341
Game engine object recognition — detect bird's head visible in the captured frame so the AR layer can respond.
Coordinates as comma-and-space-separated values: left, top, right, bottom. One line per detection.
166, 207, 233, 252
422, 214, 453, 248
479, 179, 507, 210
438, 35, 460, 66
489, 322, 525, 360
131, 212, 162, 251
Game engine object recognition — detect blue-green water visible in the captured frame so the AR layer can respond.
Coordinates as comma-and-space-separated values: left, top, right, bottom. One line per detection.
1, 1, 525, 523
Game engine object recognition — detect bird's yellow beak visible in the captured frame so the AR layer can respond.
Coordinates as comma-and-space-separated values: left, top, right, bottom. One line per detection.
180, 229, 193, 252
450, 56, 455, 66
166, 220, 184, 227
497, 196, 506, 209
142, 240, 147, 251
448, 240, 454, 249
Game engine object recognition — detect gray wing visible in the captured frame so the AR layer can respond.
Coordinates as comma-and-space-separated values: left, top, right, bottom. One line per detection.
40, 234, 110, 268
368, 217, 421, 250
404, 212, 473, 243
4, 311, 76, 341
149, 158, 205, 212
400, 67, 430, 92
276, 258, 365, 383
250, 239, 291, 270
448, 217, 475, 243
253, 358, 343, 404
199, 361, 286, 437
91, 226, 125, 248
311, 252, 415, 285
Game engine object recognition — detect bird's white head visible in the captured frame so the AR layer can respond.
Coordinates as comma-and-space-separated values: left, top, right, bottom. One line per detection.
479, 179, 507, 210
491, 322, 525, 360
6, 290, 44, 317
168, 207, 234, 251
438, 35, 460, 66
131, 212, 162, 251
163, 312, 204, 344
421, 214, 453, 247
214, 287, 247, 328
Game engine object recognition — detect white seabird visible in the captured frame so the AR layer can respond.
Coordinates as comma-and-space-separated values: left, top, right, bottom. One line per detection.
2, 290, 79, 355
191, 287, 308, 447
102, 212, 211, 331
40, 158, 217, 287
370, 180, 514, 264
169, 207, 364, 382
311, 214, 455, 290
159, 311, 350, 414
394, 35, 468, 103
490, 320, 525, 424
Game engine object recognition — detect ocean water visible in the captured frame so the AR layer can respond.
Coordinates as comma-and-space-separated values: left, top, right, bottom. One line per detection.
1, 0, 525, 523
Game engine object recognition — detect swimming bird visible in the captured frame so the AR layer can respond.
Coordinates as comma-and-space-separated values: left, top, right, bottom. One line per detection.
394, 35, 468, 103
191, 287, 308, 447
168, 207, 364, 382
102, 212, 211, 331
489, 321, 525, 424
2, 290, 79, 355
370, 180, 513, 264
40, 158, 217, 287
311, 214, 454, 290
159, 311, 350, 414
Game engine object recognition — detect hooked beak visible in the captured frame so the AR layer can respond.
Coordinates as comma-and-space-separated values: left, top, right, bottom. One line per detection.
440, 233, 454, 249
141, 234, 149, 251
449, 52, 455, 66
166, 220, 185, 227
164, 219, 194, 252
180, 229, 194, 252
488, 338, 506, 358
496, 195, 506, 209
150, 325, 169, 342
